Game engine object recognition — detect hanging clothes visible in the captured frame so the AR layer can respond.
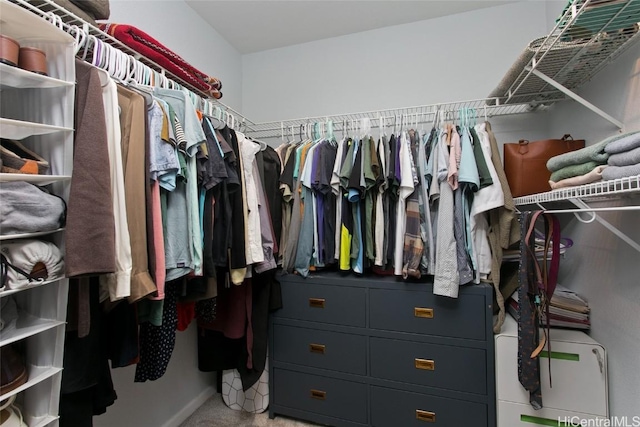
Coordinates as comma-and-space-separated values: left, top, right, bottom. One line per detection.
117, 85, 157, 302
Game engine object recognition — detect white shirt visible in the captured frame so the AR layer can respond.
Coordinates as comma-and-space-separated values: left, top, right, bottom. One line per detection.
98, 73, 132, 302
238, 131, 264, 265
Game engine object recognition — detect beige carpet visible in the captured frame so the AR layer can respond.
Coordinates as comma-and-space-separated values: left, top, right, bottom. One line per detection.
179, 394, 322, 427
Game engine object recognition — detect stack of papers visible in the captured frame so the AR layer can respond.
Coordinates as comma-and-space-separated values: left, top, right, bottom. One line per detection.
508, 285, 590, 330
502, 234, 571, 262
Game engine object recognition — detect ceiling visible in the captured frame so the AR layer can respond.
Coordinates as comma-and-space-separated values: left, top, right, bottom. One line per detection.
185, 1, 517, 54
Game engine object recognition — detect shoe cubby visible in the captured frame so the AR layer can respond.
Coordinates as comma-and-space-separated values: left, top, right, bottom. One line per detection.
0, 0, 74, 425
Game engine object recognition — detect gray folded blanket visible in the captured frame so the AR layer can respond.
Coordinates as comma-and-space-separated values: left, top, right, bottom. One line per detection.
604, 131, 640, 154
547, 131, 639, 172
608, 146, 640, 166
70, 0, 110, 20
550, 161, 602, 182
601, 164, 640, 181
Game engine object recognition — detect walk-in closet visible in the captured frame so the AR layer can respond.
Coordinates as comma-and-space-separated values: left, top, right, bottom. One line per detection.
1, 1, 638, 427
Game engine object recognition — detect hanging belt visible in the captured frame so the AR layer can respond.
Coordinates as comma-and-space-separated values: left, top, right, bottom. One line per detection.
518, 210, 561, 409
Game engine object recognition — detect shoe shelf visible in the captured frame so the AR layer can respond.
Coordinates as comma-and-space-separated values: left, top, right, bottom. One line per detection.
0, 365, 63, 402
0, 276, 63, 297
0, 228, 65, 242
0, 314, 65, 347
0, 118, 73, 140
0, 0, 73, 44
0, 0, 73, 424
0, 63, 74, 89
29, 414, 59, 427
0, 172, 71, 185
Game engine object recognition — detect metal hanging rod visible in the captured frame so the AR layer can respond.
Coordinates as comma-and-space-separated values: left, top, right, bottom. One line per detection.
246, 97, 554, 139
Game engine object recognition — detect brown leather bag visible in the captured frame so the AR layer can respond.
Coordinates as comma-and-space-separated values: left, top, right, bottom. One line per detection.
503, 134, 585, 197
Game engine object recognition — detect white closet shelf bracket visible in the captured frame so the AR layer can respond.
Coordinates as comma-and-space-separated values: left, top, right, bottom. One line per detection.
524, 65, 624, 130
541, 198, 640, 254
515, 175, 640, 253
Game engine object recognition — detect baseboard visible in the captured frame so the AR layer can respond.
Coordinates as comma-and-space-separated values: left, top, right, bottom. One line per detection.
160, 386, 217, 427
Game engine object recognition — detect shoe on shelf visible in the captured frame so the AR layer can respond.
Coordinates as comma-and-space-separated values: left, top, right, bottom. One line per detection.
0, 139, 49, 175
0, 344, 27, 396
0, 395, 27, 426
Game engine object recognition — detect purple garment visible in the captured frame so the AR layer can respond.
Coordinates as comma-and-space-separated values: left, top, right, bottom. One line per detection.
311, 142, 324, 264
312, 142, 338, 264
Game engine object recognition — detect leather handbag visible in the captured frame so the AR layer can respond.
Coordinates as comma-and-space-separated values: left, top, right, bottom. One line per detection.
503, 134, 585, 197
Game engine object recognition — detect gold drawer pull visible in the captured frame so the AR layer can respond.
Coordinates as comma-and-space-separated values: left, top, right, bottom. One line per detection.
310, 343, 326, 354
415, 358, 435, 371
416, 409, 436, 422
414, 307, 434, 318
310, 389, 326, 400
309, 298, 325, 308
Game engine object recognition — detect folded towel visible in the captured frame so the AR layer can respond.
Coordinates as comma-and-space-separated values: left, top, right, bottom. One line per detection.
604, 131, 640, 154
601, 164, 640, 181
550, 161, 602, 182
549, 165, 606, 189
608, 146, 640, 166
99, 23, 222, 99
546, 131, 638, 171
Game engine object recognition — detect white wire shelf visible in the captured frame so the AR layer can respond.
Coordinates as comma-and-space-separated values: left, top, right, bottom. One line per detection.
514, 175, 640, 205
245, 97, 543, 140
489, 0, 640, 106
8, 0, 255, 131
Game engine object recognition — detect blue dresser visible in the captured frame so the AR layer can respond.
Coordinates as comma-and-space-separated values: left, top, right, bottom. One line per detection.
269, 272, 497, 427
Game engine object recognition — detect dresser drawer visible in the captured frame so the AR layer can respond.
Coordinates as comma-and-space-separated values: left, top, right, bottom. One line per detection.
498, 400, 607, 427
370, 386, 487, 427
369, 288, 486, 340
275, 280, 366, 327
370, 337, 486, 394
274, 368, 368, 424
274, 324, 366, 375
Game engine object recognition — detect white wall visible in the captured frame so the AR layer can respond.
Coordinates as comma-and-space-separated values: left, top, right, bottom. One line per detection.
93, 2, 241, 426
108, 0, 243, 112
546, 40, 640, 419
94, 323, 216, 427
242, 2, 549, 123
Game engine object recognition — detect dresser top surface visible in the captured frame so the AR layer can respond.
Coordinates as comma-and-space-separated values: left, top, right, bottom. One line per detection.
277, 271, 493, 296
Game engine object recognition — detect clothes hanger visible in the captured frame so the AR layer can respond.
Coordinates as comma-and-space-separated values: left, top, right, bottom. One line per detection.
46, 12, 64, 30
92, 37, 104, 68
68, 25, 86, 56
81, 34, 94, 62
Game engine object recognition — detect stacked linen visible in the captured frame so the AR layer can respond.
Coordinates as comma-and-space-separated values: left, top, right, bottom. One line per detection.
602, 131, 640, 181
546, 131, 640, 189
546, 135, 611, 189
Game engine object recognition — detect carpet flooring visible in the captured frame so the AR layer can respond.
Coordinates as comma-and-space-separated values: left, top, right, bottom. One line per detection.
179, 394, 322, 427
